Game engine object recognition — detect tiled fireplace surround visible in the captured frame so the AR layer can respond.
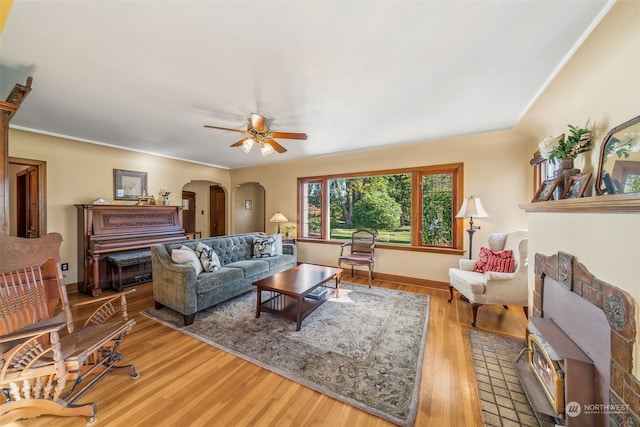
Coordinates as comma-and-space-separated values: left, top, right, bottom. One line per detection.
534, 251, 640, 426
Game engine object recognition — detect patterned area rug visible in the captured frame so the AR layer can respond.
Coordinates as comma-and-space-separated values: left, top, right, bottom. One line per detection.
142, 283, 429, 426
469, 329, 540, 427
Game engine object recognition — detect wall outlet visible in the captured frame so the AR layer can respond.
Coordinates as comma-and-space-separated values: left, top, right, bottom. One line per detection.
61, 263, 69, 271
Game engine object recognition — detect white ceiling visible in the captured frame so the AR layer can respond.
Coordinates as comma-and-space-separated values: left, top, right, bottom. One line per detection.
1, 1, 611, 169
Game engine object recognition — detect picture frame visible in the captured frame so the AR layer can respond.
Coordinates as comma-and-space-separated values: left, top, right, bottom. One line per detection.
532, 178, 560, 202
113, 169, 148, 201
560, 173, 592, 199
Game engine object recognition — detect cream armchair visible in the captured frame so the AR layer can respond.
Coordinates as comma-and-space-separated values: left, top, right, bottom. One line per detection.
448, 230, 528, 327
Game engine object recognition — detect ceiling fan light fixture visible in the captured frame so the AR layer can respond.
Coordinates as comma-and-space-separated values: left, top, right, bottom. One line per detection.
241, 138, 255, 153
260, 141, 275, 156
205, 112, 307, 156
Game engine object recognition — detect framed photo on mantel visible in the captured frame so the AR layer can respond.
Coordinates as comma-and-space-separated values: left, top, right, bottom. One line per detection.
114, 169, 148, 201
532, 178, 560, 202
561, 173, 592, 199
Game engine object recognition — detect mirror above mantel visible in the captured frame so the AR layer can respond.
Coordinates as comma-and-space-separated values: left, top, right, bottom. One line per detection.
595, 114, 640, 196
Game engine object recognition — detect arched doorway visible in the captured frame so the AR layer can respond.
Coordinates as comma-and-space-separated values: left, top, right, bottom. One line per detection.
182, 180, 227, 237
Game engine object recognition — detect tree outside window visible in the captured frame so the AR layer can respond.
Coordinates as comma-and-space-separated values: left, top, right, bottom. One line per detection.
298, 164, 462, 250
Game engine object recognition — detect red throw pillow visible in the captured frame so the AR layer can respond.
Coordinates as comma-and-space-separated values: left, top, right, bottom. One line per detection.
474, 246, 515, 273
474, 247, 492, 272
485, 251, 515, 273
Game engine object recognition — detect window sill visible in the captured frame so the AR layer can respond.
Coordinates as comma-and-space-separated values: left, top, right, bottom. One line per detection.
296, 238, 464, 255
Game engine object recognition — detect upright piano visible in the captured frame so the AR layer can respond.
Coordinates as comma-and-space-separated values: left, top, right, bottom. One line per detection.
76, 204, 188, 296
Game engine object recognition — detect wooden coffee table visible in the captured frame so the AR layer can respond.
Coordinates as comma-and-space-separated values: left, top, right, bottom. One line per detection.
252, 263, 342, 331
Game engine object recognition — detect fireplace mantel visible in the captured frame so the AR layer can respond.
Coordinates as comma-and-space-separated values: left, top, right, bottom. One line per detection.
520, 193, 640, 214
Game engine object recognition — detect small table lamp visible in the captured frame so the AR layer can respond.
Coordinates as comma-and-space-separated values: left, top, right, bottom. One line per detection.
455, 196, 490, 259
269, 211, 288, 233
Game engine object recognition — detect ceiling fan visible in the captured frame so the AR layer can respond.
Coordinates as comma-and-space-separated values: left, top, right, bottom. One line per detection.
204, 113, 307, 156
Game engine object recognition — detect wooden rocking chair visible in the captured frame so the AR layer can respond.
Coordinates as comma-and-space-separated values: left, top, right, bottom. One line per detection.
0, 233, 139, 425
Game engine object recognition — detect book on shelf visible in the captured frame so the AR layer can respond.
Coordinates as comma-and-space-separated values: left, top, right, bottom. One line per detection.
306, 287, 328, 300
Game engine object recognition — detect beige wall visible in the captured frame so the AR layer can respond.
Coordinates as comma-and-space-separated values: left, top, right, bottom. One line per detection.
231, 128, 531, 283
233, 182, 265, 234
515, 1, 640, 373
8, 129, 230, 284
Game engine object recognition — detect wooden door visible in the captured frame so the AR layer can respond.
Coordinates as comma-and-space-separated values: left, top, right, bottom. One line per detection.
16, 165, 39, 238
182, 190, 196, 233
10, 157, 46, 238
16, 171, 26, 237
209, 185, 225, 236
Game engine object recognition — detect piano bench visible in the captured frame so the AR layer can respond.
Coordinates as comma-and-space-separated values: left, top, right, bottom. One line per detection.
107, 249, 152, 291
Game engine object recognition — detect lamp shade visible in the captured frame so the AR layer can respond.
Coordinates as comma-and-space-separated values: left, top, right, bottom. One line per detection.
269, 212, 288, 223
455, 196, 490, 218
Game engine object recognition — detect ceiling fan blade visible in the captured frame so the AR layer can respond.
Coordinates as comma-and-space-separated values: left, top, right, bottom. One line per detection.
250, 113, 266, 132
230, 138, 249, 147
204, 125, 247, 134
264, 138, 287, 153
269, 131, 308, 140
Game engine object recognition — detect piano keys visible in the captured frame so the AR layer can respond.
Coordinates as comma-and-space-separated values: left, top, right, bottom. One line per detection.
76, 204, 187, 296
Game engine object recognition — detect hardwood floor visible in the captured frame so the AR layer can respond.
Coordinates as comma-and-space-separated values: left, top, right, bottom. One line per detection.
17, 277, 527, 426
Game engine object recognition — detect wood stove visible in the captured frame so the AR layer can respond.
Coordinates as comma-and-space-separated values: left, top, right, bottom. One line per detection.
528, 333, 565, 414
521, 314, 596, 425
514, 251, 639, 426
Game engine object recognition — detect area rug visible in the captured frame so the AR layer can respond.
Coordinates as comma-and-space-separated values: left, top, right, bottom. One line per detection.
468, 329, 541, 427
142, 283, 429, 427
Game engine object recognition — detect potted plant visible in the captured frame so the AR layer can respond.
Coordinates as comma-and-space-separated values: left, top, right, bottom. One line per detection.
281, 225, 296, 239
538, 124, 592, 166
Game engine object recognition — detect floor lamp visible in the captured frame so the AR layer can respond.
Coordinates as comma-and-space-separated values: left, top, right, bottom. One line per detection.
455, 196, 490, 259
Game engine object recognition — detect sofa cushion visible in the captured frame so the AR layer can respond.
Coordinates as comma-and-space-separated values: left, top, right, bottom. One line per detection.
449, 269, 486, 295
258, 254, 295, 270
208, 235, 255, 265
171, 245, 203, 276
195, 267, 244, 294
225, 259, 270, 277
195, 242, 221, 272
253, 236, 276, 258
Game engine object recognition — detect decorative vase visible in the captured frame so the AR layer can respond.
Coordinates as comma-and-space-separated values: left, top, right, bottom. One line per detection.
555, 157, 580, 200
162, 197, 170, 206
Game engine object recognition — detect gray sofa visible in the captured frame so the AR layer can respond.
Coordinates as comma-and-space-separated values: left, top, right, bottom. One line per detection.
151, 232, 297, 325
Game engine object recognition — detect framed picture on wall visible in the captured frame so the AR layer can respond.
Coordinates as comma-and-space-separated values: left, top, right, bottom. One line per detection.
532, 178, 560, 202
561, 173, 592, 199
114, 169, 148, 201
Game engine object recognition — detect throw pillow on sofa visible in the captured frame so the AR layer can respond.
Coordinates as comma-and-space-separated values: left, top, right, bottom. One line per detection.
474, 247, 515, 273
254, 236, 276, 258
272, 233, 283, 255
171, 245, 204, 275
195, 242, 221, 272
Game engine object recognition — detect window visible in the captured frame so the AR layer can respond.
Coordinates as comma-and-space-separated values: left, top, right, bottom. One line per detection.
300, 180, 322, 238
297, 164, 463, 251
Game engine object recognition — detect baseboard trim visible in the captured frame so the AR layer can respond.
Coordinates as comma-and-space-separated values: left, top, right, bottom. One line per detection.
308, 263, 449, 291
65, 266, 450, 294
